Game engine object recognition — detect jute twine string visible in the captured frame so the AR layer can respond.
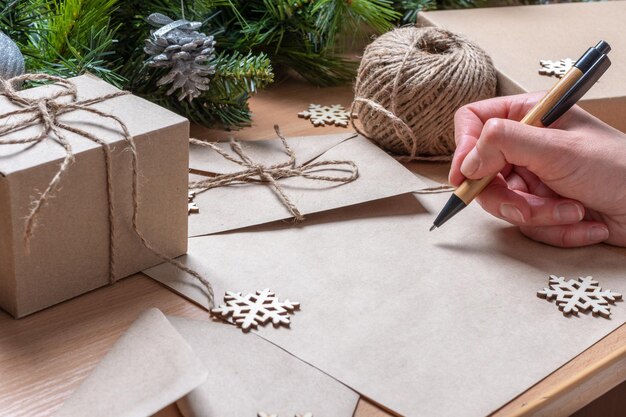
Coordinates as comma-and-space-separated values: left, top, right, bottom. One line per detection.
0, 74, 214, 307
189, 125, 359, 221
414, 184, 454, 194
351, 26, 497, 162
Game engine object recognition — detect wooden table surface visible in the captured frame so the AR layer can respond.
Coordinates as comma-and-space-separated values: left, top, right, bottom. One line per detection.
1, 77, 624, 417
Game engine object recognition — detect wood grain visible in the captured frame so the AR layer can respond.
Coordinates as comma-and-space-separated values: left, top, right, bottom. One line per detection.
0, 77, 624, 417
0, 276, 208, 417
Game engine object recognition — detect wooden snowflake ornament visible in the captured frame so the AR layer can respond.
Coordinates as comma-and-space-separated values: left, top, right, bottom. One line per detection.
539, 58, 575, 78
212, 289, 300, 332
537, 275, 622, 318
188, 191, 199, 214
298, 104, 352, 127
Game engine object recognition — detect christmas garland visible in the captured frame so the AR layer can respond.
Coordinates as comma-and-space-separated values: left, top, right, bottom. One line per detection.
0, 0, 483, 129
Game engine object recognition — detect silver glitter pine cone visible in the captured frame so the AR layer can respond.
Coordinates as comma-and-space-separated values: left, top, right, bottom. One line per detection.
144, 13, 217, 102
0, 31, 25, 80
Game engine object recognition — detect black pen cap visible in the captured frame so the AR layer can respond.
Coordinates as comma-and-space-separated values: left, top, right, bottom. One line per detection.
574, 40, 611, 73
541, 41, 612, 127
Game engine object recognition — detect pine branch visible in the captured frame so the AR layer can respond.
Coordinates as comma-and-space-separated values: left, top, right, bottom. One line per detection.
394, 0, 437, 23
11, 0, 123, 85
395, 0, 487, 23
0, 0, 48, 45
313, 0, 400, 48
274, 49, 357, 86
132, 49, 272, 128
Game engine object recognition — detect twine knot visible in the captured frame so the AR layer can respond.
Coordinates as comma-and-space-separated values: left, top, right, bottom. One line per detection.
189, 125, 359, 222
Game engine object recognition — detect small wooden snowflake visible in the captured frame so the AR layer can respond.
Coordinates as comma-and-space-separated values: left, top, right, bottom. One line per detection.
257, 413, 313, 417
212, 289, 300, 332
537, 275, 622, 318
539, 58, 575, 78
188, 191, 199, 214
298, 104, 352, 127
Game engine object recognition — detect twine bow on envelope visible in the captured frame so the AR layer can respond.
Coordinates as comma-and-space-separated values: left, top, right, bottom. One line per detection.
189, 125, 359, 221
0, 74, 214, 306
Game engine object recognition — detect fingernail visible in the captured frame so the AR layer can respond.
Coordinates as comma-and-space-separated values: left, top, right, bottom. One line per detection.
460, 149, 480, 177
554, 203, 584, 223
588, 226, 609, 242
499, 204, 525, 223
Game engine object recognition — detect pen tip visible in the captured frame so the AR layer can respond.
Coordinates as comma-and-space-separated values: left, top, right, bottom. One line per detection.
429, 225, 437, 232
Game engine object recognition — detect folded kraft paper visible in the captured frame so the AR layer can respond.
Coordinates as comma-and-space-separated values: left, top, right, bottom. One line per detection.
55, 309, 208, 417
145, 191, 626, 417
187, 132, 427, 237
56, 309, 358, 417
0, 74, 189, 318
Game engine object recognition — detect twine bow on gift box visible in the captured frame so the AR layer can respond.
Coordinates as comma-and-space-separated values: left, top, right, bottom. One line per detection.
189, 126, 359, 221
0, 74, 129, 249
0, 74, 214, 306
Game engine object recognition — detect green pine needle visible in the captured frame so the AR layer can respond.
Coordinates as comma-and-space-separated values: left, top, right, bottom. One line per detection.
1, 0, 492, 128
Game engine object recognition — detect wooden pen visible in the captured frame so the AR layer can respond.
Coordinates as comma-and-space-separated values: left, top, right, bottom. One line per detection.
430, 40, 612, 231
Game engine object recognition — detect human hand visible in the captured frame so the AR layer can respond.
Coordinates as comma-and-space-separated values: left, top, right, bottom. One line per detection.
449, 93, 626, 247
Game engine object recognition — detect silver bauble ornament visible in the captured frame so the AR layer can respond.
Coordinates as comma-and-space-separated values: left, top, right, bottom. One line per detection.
0, 31, 25, 80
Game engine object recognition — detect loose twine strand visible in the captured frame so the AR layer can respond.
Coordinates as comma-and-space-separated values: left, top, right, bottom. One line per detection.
189, 125, 359, 221
0, 74, 214, 307
414, 184, 454, 194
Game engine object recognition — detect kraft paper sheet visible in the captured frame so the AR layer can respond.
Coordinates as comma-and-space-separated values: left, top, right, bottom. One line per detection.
55, 309, 208, 417
170, 316, 359, 417
57, 309, 357, 417
145, 192, 626, 417
188, 133, 427, 236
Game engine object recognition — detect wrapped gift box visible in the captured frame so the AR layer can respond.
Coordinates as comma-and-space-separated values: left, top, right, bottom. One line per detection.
419, 2, 626, 132
0, 74, 189, 318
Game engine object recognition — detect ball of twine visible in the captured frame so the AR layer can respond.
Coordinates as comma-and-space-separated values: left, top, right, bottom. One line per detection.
352, 26, 497, 161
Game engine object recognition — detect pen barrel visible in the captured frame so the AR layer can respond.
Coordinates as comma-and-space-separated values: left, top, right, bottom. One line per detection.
520, 67, 583, 126
455, 66, 584, 206
455, 175, 494, 205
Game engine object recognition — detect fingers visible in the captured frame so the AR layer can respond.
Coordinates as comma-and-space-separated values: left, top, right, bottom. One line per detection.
459, 118, 575, 181
475, 178, 611, 246
463, 93, 543, 123
449, 129, 476, 186
450, 93, 542, 186
508, 166, 558, 198
520, 222, 610, 247
475, 178, 586, 227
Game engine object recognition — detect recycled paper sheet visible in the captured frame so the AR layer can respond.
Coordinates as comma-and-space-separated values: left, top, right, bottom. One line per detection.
169, 316, 359, 417
188, 133, 427, 236
55, 309, 208, 417
145, 192, 626, 417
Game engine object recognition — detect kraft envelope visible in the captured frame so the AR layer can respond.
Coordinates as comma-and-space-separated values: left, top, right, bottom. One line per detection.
188, 133, 427, 236
169, 316, 359, 417
55, 309, 208, 417
145, 192, 626, 417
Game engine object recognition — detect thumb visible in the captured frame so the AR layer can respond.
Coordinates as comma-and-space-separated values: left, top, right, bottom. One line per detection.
459, 118, 575, 180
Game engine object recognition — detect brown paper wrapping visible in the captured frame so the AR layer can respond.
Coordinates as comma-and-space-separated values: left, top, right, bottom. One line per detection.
0, 75, 189, 318
419, 2, 626, 132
